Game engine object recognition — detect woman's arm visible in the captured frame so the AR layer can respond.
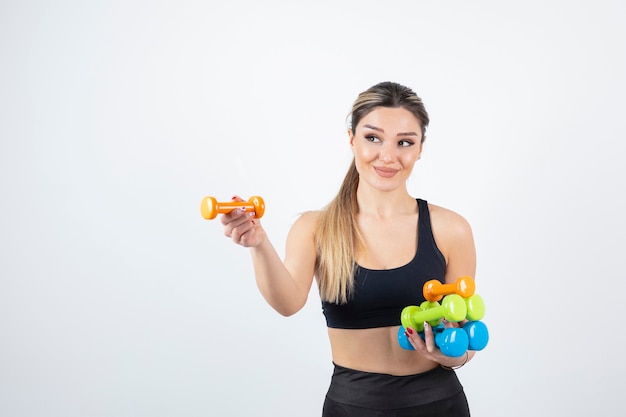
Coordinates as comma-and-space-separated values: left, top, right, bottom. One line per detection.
431, 205, 477, 285
222, 208, 318, 316
405, 203, 478, 367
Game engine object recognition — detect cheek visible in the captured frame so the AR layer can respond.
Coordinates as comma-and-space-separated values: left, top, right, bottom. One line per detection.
354, 146, 376, 163
401, 153, 419, 168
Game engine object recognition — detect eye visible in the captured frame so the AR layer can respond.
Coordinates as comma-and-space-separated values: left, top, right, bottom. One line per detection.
399, 139, 414, 147
365, 135, 381, 143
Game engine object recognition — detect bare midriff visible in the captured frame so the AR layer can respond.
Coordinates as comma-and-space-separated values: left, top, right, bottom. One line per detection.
327, 327, 438, 376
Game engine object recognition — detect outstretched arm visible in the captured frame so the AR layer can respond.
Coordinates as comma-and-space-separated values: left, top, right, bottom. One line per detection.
222, 207, 318, 316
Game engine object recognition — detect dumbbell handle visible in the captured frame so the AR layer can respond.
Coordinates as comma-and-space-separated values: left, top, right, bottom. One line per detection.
423, 276, 475, 302
200, 196, 265, 220
403, 294, 467, 330
421, 293, 486, 321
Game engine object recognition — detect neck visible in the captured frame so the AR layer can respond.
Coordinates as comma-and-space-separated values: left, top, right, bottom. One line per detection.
355, 184, 416, 218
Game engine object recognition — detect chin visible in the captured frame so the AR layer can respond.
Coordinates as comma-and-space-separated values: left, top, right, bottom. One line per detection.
370, 179, 403, 192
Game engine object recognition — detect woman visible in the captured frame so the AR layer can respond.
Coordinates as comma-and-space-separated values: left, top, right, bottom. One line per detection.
221, 81, 477, 416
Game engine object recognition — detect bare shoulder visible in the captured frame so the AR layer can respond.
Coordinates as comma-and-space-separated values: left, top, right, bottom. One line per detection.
428, 203, 473, 234
428, 203, 477, 282
427, 203, 475, 255
287, 210, 321, 239
292, 210, 321, 228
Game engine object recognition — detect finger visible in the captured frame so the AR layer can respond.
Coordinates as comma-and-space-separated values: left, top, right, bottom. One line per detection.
219, 196, 246, 224
442, 319, 462, 329
239, 226, 259, 247
423, 322, 436, 353
221, 207, 247, 226
228, 213, 257, 242
406, 325, 431, 353
223, 214, 249, 241
229, 220, 253, 242
404, 327, 418, 350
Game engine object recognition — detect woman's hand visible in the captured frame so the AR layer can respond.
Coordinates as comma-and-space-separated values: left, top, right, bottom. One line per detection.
404, 320, 470, 368
221, 196, 266, 248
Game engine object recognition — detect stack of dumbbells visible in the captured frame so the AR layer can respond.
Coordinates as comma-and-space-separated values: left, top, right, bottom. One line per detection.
397, 276, 489, 357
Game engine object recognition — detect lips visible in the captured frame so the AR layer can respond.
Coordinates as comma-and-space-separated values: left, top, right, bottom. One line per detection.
374, 166, 399, 178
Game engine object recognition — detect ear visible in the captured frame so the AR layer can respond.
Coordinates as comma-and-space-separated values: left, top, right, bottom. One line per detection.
348, 128, 355, 148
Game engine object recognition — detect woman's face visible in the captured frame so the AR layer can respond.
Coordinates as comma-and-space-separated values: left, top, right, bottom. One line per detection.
349, 106, 423, 192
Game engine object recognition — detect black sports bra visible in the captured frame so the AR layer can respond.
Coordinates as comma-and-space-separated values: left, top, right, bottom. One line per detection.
321, 199, 446, 329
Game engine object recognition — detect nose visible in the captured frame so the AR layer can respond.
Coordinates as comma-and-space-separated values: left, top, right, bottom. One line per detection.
378, 141, 396, 163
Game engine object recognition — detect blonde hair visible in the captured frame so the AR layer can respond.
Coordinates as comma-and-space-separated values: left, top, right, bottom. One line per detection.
315, 82, 430, 304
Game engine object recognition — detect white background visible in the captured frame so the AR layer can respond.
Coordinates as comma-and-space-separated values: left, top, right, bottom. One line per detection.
1, 1, 625, 416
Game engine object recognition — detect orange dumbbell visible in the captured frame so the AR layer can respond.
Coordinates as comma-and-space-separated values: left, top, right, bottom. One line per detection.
423, 275, 475, 302
200, 196, 265, 220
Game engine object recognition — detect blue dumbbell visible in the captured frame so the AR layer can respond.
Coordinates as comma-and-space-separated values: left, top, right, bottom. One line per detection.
397, 325, 469, 357
462, 320, 489, 351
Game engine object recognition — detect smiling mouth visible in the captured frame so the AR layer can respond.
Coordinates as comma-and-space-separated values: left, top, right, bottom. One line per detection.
374, 167, 399, 178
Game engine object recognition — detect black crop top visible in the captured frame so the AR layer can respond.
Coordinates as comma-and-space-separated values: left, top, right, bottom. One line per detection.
321, 199, 446, 329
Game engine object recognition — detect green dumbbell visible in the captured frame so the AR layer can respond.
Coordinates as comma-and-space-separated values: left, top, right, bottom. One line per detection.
402, 294, 467, 331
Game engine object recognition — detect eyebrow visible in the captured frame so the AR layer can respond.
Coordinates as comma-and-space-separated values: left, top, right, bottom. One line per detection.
362, 124, 420, 137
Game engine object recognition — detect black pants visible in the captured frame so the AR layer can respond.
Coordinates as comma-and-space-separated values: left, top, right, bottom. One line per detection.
322, 364, 470, 417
